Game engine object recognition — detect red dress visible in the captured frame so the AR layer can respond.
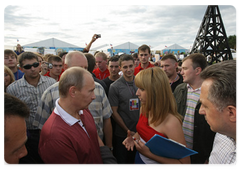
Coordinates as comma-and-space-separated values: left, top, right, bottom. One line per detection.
135, 114, 167, 164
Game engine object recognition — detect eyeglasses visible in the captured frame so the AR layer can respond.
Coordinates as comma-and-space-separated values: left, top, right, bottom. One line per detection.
23, 62, 39, 69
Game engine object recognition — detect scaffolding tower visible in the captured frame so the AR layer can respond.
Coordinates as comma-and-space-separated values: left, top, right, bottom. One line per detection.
190, 5, 232, 64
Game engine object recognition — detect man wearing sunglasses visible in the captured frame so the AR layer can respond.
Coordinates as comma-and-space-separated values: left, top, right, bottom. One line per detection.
134, 44, 154, 76
6, 52, 56, 163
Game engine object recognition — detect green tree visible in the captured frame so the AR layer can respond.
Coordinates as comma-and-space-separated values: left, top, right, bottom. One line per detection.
228, 35, 236, 50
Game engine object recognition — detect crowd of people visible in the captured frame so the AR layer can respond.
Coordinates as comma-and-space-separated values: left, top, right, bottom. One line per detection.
4, 35, 236, 164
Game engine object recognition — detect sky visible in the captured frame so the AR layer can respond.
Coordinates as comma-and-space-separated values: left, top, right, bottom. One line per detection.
3, 1, 238, 51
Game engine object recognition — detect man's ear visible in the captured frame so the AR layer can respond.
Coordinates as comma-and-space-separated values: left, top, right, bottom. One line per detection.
174, 62, 178, 68
227, 105, 236, 123
64, 63, 68, 70
69, 86, 77, 98
195, 67, 202, 76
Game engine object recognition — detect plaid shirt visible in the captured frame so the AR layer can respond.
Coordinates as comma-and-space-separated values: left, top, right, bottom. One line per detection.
33, 81, 112, 139
209, 133, 236, 164
6, 75, 56, 129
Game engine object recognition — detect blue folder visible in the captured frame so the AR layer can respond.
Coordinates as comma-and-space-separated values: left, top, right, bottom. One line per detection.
145, 134, 198, 159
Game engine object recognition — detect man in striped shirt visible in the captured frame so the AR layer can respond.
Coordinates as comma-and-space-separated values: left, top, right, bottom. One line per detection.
173, 53, 215, 164
6, 52, 56, 163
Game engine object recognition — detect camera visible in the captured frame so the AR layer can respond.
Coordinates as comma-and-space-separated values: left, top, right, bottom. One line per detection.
43, 62, 53, 69
96, 34, 101, 38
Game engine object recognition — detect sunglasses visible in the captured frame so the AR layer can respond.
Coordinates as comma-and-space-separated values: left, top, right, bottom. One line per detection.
23, 62, 39, 69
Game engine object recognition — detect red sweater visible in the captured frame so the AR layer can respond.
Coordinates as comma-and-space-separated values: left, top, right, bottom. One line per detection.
39, 110, 102, 164
93, 68, 110, 80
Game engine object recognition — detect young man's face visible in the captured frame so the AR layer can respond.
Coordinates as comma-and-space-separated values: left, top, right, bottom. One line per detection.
120, 60, 134, 79
4, 53, 17, 69
50, 61, 63, 77
181, 59, 196, 84
21, 58, 40, 79
108, 61, 120, 76
138, 50, 150, 65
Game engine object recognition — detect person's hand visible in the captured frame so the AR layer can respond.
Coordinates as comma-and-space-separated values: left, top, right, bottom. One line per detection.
40, 61, 49, 75
134, 140, 151, 157
122, 130, 135, 151
91, 34, 98, 43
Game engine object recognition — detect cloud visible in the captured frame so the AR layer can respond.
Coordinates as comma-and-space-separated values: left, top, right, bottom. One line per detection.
4, 5, 236, 50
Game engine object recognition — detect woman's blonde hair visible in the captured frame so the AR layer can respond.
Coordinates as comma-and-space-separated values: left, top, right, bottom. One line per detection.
135, 67, 182, 126
2, 64, 15, 84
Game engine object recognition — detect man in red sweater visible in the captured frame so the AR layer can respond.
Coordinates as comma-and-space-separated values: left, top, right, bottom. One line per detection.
44, 55, 63, 81
93, 52, 110, 80
39, 67, 103, 163
134, 44, 154, 76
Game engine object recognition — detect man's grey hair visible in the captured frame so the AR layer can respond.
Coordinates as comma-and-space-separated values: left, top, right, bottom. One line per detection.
200, 60, 236, 111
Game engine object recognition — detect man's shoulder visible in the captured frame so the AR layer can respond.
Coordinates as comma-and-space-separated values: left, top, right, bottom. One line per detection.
92, 68, 100, 73
40, 75, 56, 84
7, 78, 24, 90
45, 81, 59, 92
110, 76, 124, 87
174, 82, 187, 91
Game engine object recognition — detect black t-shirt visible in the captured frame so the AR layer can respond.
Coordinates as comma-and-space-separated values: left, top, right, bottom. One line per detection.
102, 77, 114, 96
171, 74, 183, 92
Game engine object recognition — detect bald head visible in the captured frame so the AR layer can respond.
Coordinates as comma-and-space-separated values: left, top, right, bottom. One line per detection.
64, 51, 88, 70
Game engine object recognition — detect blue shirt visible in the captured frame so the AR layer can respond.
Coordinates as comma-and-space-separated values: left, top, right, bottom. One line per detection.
14, 69, 24, 80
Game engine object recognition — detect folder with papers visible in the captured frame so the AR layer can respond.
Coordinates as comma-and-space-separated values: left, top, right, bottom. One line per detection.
145, 134, 198, 159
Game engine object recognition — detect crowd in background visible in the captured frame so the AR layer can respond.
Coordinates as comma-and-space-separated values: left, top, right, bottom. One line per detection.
4, 35, 236, 164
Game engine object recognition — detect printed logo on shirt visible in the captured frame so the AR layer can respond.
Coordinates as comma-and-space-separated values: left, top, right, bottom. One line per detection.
129, 98, 139, 111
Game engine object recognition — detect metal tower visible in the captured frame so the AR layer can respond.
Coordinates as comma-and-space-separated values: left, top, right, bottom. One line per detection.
190, 5, 232, 64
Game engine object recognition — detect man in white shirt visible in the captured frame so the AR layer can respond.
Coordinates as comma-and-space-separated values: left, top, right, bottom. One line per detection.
199, 60, 236, 164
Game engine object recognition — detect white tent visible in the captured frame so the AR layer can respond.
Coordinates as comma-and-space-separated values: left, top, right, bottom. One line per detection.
23, 38, 82, 48
113, 42, 139, 49
162, 43, 189, 54
22, 38, 84, 54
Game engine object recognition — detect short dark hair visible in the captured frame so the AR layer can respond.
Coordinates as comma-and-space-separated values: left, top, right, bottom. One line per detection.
2, 92, 30, 143
200, 60, 236, 111
18, 52, 39, 68
58, 52, 68, 58
183, 53, 207, 71
138, 44, 150, 54
85, 53, 96, 73
161, 54, 177, 62
132, 53, 138, 59
119, 54, 134, 67
48, 55, 62, 63
4, 49, 18, 59
107, 55, 119, 65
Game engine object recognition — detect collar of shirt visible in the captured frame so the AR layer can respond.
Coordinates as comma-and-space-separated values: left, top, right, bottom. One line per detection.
54, 98, 83, 126
187, 83, 201, 92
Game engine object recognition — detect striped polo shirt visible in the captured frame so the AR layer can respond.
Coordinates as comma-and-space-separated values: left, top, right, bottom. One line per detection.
182, 84, 201, 149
